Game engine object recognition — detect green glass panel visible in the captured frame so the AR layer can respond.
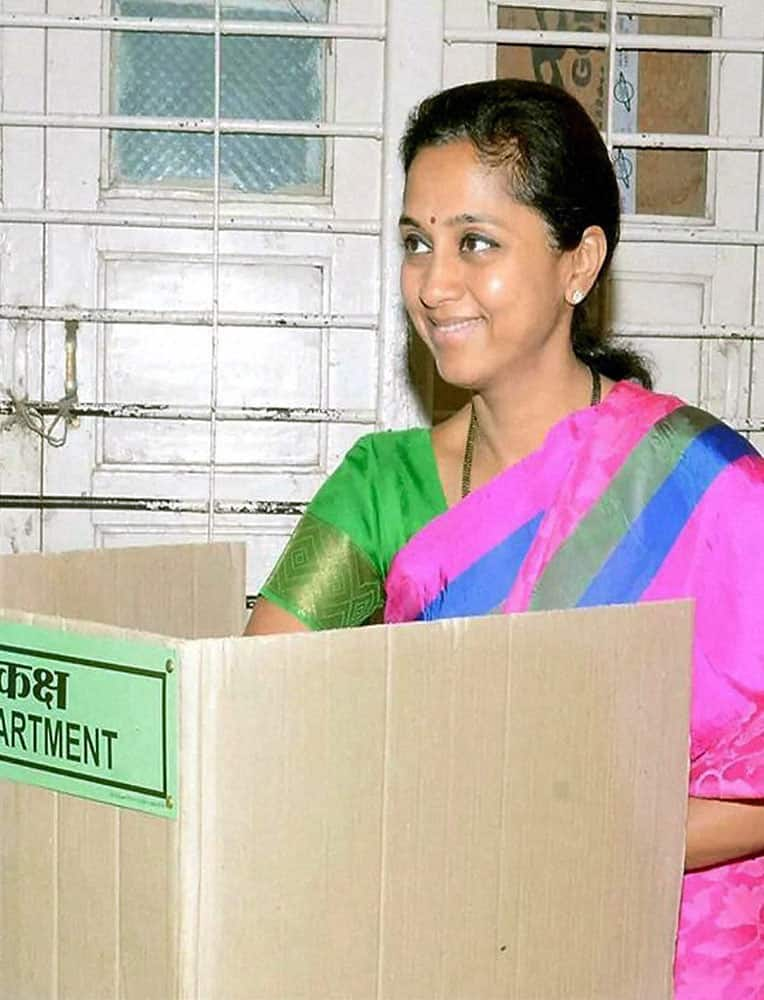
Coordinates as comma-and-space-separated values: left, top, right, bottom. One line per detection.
112, 0, 328, 194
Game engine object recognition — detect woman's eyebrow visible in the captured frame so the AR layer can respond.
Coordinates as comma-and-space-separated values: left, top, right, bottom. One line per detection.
398, 212, 503, 228
448, 212, 503, 226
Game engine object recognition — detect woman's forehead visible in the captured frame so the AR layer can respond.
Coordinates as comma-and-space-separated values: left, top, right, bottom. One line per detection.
403, 140, 514, 213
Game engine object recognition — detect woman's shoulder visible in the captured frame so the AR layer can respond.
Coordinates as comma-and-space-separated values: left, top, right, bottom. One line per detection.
303, 426, 446, 581
348, 426, 432, 460
311, 425, 445, 513
327, 427, 436, 486
609, 381, 750, 433
605, 378, 682, 414
610, 380, 761, 474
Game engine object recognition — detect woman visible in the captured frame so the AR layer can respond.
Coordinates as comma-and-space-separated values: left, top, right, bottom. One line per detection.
247, 79, 764, 997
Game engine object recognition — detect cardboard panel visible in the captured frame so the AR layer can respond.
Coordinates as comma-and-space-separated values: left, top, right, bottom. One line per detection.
118, 810, 180, 1000
0, 542, 246, 638
57, 798, 119, 1000
193, 602, 691, 1000
0, 556, 692, 1000
0, 543, 245, 1000
380, 616, 511, 999
0, 784, 58, 1000
194, 632, 388, 999
379, 605, 690, 999
495, 603, 689, 999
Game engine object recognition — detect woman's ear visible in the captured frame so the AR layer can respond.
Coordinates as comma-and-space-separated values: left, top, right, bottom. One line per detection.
565, 225, 608, 304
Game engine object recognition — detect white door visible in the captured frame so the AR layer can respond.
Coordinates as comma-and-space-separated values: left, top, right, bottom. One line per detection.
1, 0, 762, 607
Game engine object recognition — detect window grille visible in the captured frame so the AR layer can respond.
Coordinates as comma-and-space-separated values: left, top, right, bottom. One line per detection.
111, 0, 330, 196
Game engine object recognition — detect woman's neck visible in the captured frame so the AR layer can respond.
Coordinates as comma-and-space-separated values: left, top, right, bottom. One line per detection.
470, 357, 598, 473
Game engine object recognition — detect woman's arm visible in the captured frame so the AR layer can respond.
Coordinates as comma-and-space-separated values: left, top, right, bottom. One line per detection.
244, 596, 310, 636
685, 796, 764, 871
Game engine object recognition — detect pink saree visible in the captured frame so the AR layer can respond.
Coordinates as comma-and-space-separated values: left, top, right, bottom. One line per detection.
384, 381, 764, 999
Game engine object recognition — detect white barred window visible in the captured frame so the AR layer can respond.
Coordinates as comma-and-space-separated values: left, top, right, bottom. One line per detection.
110, 0, 330, 196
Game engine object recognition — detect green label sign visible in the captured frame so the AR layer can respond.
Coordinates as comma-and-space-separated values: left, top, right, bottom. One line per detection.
0, 619, 177, 818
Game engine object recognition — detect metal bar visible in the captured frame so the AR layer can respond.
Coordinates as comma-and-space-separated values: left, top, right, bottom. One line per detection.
39, 21, 50, 554
5, 112, 757, 151
612, 133, 764, 151
0, 14, 386, 39
621, 225, 764, 246
617, 35, 742, 53
453, 29, 613, 48
0, 208, 380, 235
612, 324, 764, 340
0, 112, 382, 138
752, 33, 764, 424
604, 0, 618, 154
446, 29, 762, 55
0, 495, 308, 514
207, 0, 222, 542
4, 210, 762, 245
0, 400, 376, 422
497, 0, 716, 9
0, 306, 377, 328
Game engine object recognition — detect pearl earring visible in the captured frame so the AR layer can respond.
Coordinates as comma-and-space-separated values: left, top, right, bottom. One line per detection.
569, 289, 585, 306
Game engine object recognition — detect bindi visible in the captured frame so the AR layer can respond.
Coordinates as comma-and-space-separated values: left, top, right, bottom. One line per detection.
430, 215, 436, 224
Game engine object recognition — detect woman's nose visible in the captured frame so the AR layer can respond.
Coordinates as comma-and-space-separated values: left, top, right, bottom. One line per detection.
418, 251, 463, 308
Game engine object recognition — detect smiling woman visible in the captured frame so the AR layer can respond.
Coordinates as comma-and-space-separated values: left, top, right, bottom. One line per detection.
246, 78, 764, 997
398, 140, 602, 400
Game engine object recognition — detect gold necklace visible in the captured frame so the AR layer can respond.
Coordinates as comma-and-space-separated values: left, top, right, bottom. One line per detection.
460, 367, 602, 499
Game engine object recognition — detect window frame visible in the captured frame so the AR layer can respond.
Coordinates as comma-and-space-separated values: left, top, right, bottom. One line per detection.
98, 0, 339, 209
489, 0, 722, 226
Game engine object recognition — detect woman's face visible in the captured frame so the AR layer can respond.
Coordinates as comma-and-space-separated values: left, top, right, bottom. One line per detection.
399, 139, 576, 392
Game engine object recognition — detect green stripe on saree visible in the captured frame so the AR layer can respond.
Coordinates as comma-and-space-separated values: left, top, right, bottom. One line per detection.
529, 405, 717, 609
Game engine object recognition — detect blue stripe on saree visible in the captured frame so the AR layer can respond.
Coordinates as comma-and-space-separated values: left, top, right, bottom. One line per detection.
577, 422, 755, 608
419, 511, 544, 621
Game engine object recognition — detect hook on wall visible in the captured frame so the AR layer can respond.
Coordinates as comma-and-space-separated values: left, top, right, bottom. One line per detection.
3, 317, 80, 448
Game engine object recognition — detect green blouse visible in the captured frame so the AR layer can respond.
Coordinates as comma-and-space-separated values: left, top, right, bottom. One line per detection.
260, 428, 447, 630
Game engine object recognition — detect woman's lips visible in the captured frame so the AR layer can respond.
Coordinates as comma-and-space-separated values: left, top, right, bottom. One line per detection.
426, 316, 484, 344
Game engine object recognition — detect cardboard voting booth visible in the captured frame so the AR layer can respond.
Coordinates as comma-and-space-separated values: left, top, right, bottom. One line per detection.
0, 543, 692, 1000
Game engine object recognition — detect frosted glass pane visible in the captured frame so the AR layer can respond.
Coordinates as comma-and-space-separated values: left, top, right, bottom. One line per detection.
111, 0, 328, 194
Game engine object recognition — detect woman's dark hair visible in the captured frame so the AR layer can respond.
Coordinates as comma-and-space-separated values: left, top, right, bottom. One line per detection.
400, 78, 652, 388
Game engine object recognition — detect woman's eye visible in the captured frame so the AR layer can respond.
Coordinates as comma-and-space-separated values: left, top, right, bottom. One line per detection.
402, 233, 429, 255
461, 233, 495, 253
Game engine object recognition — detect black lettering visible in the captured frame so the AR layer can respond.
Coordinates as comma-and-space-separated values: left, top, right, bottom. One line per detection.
44, 717, 63, 757
10, 711, 27, 751
532, 14, 567, 88
531, 46, 564, 88
65, 721, 81, 762
572, 56, 592, 87
83, 725, 99, 767
537, 9, 566, 32
31, 668, 69, 711
101, 730, 118, 770
0, 707, 8, 747
0, 663, 31, 701
28, 714, 42, 753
